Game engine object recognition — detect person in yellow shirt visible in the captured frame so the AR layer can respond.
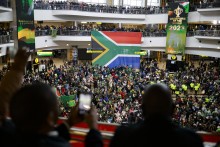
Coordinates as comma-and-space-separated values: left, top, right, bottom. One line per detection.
175, 90, 180, 97
194, 83, 200, 95
182, 84, 187, 95
190, 83, 194, 89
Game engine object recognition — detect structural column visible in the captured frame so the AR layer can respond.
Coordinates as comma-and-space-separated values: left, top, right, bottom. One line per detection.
119, 0, 123, 6
144, 0, 148, 7
10, 0, 18, 50
119, 23, 122, 28
74, 21, 78, 27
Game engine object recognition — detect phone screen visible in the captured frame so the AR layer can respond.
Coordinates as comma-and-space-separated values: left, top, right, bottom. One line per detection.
79, 94, 92, 115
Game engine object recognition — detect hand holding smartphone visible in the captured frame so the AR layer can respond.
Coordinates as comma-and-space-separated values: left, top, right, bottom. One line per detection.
67, 94, 98, 130
78, 93, 92, 115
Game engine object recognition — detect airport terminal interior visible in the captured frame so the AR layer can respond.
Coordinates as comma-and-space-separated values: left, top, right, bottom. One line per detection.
0, 0, 220, 146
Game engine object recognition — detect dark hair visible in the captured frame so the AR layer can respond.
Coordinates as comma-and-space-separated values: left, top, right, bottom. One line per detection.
10, 83, 58, 133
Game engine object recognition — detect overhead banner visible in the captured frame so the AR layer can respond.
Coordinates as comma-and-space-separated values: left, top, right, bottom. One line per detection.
91, 31, 142, 69
16, 0, 35, 50
166, 2, 189, 55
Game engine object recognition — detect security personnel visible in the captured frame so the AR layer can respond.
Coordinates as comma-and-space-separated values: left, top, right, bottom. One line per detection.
175, 90, 180, 97
205, 97, 210, 103
194, 83, 200, 95
182, 84, 187, 94
190, 82, 194, 90
170, 83, 176, 94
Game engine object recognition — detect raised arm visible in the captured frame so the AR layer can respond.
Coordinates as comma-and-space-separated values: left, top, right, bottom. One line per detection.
0, 48, 29, 122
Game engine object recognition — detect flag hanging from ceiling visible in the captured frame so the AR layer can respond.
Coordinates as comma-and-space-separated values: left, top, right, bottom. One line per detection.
16, 0, 35, 50
91, 31, 142, 69
166, 2, 189, 55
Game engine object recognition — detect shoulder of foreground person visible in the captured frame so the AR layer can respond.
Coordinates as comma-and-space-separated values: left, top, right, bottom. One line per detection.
55, 123, 71, 141
110, 123, 204, 147
109, 124, 139, 147
13, 133, 71, 147
174, 127, 204, 147
85, 129, 103, 147
0, 119, 16, 147
0, 120, 71, 147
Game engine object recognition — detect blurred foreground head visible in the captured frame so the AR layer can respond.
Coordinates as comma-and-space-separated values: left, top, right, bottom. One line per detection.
142, 84, 173, 119
10, 83, 58, 134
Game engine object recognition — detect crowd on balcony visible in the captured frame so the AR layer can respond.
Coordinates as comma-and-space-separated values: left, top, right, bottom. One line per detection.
0, 27, 11, 36
1, 56, 217, 133
35, 24, 220, 37
0, 0, 10, 8
0, 27, 12, 44
34, 0, 169, 14
35, 25, 167, 37
34, 0, 220, 14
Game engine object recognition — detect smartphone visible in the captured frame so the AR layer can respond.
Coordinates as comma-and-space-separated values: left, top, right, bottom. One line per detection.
78, 93, 92, 115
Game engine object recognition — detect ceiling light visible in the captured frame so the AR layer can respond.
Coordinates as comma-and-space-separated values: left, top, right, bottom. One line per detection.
213, 20, 217, 25
88, 43, 91, 46
66, 44, 69, 46
81, 22, 87, 24
217, 47, 220, 49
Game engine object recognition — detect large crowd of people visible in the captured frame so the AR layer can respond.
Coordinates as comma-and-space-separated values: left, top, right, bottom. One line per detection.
2, 57, 217, 133
0, 49, 207, 146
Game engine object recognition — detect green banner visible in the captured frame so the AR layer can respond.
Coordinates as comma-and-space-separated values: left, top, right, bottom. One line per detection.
166, 2, 189, 55
16, 0, 35, 50
51, 29, 57, 38
60, 95, 76, 107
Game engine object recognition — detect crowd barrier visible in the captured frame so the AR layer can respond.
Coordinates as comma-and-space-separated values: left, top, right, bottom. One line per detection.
58, 118, 220, 147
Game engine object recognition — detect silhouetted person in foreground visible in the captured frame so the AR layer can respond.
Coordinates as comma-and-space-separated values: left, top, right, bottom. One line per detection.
0, 49, 103, 147
110, 84, 204, 147
9, 83, 103, 147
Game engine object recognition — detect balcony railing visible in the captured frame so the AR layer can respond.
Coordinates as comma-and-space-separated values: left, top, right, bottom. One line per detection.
36, 30, 168, 37
34, 3, 168, 14
187, 30, 220, 37
35, 30, 91, 36
193, 2, 220, 9
36, 29, 220, 38
34, 2, 220, 14
0, 35, 12, 44
143, 32, 166, 37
